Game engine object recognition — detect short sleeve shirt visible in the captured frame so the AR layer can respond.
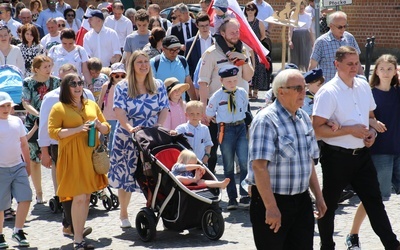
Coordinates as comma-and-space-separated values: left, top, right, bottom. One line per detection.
175, 122, 213, 159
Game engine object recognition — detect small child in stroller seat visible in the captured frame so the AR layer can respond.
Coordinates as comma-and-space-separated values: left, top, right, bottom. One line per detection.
172, 149, 230, 189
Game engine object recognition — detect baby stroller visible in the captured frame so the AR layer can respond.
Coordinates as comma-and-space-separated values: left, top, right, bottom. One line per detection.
132, 127, 225, 242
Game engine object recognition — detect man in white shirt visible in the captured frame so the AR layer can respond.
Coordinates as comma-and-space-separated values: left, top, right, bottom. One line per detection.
83, 9, 121, 67
36, 0, 63, 35
75, 0, 88, 21
104, 1, 133, 50
40, 18, 61, 52
0, 3, 21, 38
252, 0, 274, 33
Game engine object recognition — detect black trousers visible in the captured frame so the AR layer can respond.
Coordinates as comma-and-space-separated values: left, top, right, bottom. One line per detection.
250, 186, 314, 250
318, 145, 399, 250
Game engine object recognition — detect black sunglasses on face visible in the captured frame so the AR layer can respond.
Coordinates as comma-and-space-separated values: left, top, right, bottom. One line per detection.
69, 80, 84, 87
333, 24, 348, 30
113, 74, 126, 79
58, 24, 66, 27
171, 16, 176, 20
246, 8, 255, 11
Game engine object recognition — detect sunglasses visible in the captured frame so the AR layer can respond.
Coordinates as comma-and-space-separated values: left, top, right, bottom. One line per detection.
69, 80, 84, 87
113, 74, 126, 79
171, 16, 177, 20
280, 85, 307, 93
58, 24, 66, 28
333, 24, 348, 30
246, 8, 255, 11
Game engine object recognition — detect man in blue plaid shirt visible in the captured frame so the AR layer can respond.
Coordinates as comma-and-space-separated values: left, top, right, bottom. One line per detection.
247, 69, 326, 249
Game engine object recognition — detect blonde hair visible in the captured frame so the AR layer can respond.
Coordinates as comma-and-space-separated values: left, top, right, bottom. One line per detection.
101, 67, 111, 77
126, 50, 157, 98
177, 149, 197, 164
185, 100, 204, 112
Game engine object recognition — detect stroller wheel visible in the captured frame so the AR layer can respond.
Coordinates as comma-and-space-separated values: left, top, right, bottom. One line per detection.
103, 197, 113, 211
111, 194, 119, 209
201, 209, 225, 240
90, 193, 98, 206
49, 197, 59, 213
136, 208, 156, 242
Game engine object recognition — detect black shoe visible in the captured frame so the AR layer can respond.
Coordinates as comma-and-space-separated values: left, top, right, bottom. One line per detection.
12, 230, 29, 247
0, 234, 8, 249
239, 196, 250, 208
345, 234, 361, 250
227, 199, 238, 210
338, 190, 355, 203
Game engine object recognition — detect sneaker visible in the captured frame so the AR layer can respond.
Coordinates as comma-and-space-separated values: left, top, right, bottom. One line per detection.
62, 225, 74, 237
239, 196, 251, 208
0, 234, 8, 249
227, 199, 238, 210
120, 219, 132, 228
83, 227, 92, 238
338, 190, 355, 203
12, 230, 29, 247
345, 234, 361, 250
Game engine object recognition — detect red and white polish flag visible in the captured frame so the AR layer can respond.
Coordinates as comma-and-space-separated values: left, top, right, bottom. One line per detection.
76, 9, 92, 46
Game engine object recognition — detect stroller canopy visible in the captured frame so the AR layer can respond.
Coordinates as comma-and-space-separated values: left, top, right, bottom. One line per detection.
0, 65, 24, 104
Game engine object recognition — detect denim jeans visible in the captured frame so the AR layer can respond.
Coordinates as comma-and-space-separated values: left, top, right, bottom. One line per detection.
371, 154, 400, 200
101, 120, 117, 153
219, 122, 249, 200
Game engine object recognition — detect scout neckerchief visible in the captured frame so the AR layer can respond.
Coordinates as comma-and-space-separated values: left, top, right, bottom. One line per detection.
222, 86, 237, 113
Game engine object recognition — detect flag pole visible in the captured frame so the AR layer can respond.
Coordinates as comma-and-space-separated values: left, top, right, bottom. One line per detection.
185, 31, 200, 61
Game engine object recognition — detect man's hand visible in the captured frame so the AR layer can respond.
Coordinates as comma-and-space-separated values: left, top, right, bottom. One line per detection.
364, 129, 376, 147
349, 124, 370, 139
314, 197, 327, 219
265, 205, 281, 233
41, 151, 52, 168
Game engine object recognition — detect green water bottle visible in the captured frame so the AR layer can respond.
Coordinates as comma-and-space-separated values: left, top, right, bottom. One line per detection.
88, 121, 96, 147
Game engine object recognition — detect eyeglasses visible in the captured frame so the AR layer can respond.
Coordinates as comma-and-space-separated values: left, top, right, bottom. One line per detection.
280, 85, 307, 93
67, 14, 75, 17
171, 16, 177, 20
246, 8, 255, 11
167, 48, 180, 53
58, 24, 66, 28
68, 80, 84, 87
113, 74, 126, 79
333, 24, 348, 30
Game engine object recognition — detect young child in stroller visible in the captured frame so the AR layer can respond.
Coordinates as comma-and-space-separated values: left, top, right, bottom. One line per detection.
172, 149, 230, 188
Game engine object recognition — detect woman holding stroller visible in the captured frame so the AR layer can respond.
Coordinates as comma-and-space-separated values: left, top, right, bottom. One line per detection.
108, 50, 169, 228
48, 73, 109, 250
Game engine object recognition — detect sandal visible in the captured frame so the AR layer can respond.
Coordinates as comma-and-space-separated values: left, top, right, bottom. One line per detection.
253, 90, 259, 100
74, 240, 94, 250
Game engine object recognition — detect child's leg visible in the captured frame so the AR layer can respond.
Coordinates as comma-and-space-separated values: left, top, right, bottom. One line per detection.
235, 124, 249, 197
15, 201, 30, 229
176, 176, 197, 186
201, 178, 230, 189
349, 203, 367, 235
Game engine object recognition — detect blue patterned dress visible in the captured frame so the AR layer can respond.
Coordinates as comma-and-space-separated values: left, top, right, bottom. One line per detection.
108, 79, 169, 192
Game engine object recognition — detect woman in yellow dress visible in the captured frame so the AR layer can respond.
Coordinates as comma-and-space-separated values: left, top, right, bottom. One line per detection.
48, 73, 110, 250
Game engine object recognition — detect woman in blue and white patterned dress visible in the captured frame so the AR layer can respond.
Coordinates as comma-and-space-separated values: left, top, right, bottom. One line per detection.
108, 50, 169, 228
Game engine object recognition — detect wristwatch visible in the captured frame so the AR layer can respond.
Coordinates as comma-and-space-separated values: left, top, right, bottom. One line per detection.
204, 153, 211, 158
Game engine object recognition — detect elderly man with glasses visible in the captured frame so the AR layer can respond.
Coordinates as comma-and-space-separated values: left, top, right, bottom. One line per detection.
308, 11, 363, 82
247, 69, 326, 249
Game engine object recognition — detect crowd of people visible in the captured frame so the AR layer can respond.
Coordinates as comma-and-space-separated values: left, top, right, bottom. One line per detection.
0, 0, 400, 249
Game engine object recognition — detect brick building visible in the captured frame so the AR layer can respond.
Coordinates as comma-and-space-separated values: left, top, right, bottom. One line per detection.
23, 0, 400, 61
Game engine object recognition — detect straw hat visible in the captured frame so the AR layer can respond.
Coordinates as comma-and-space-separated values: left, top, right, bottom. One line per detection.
164, 77, 190, 97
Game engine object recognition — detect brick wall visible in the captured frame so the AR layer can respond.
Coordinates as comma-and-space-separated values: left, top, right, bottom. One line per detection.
25, 0, 400, 60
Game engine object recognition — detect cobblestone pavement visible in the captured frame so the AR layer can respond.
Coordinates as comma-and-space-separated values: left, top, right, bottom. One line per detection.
5, 66, 400, 250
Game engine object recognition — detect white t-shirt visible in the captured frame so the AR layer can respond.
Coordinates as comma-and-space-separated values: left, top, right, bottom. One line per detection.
40, 34, 61, 52
48, 45, 89, 77
293, 12, 312, 31
305, 5, 316, 33
0, 116, 26, 168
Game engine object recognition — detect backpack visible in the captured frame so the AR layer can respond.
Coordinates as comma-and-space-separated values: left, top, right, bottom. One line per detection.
153, 55, 188, 73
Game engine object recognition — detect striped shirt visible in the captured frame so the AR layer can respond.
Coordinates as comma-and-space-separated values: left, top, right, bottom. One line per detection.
247, 99, 319, 195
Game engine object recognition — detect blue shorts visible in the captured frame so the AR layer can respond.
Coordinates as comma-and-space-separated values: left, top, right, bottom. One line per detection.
0, 162, 32, 211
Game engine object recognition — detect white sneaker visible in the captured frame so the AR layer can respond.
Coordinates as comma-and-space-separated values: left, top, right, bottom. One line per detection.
120, 219, 132, 228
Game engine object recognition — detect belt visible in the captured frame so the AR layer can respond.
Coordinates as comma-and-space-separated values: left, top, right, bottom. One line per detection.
323, 142, 366, 156
223, 120, 245, 127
